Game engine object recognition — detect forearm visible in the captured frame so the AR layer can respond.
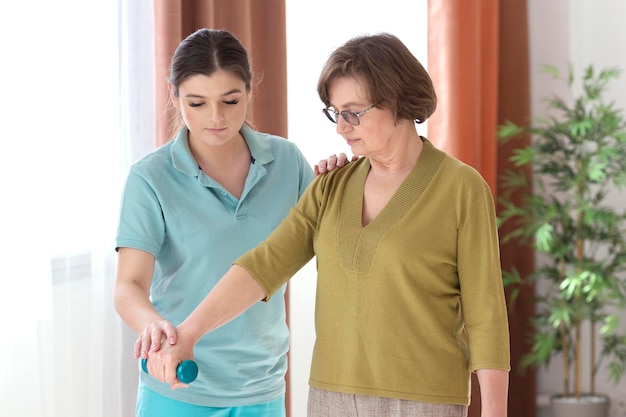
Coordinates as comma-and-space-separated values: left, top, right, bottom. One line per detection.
178, 264, 266, 344
114, 247, 163, 334
114, 280, 163, 334
476, 368, 509, 417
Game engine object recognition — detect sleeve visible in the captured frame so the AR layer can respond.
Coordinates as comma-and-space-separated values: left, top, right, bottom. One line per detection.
115, 167, 165, 257
235, 173, 327, 300
457, 176, 511, 372
294, 145, 315, 198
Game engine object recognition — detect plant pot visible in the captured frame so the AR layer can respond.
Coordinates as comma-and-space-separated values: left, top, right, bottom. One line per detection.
550, 394, 610, 417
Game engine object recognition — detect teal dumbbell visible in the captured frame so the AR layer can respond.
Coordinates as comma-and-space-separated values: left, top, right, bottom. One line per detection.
141, 358, 198, 383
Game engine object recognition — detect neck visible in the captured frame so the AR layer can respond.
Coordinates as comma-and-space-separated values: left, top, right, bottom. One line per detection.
191, 132, 250, 170
369, 128, 423, 175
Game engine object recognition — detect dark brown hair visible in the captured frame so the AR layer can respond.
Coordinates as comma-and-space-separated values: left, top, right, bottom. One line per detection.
317, 33, 437, 124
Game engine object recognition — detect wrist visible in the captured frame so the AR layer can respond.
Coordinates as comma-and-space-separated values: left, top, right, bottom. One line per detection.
177, 321, 202, 347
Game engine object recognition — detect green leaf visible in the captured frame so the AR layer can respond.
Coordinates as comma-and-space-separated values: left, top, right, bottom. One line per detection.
535, 223, 554, 252
600, 315, 620, 335
497, 121, 525, 141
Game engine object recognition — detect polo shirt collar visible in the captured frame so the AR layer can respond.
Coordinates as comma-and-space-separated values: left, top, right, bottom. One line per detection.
170, 124, 274, 177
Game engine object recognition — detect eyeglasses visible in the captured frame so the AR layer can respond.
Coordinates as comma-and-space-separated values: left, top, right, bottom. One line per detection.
322, 104, 377, 126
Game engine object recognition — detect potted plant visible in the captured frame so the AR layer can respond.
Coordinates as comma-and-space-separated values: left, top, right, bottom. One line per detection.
497, 64, 626, 417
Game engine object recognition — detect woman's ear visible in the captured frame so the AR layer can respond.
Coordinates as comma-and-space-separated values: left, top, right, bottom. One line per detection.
168, 82, 179, 110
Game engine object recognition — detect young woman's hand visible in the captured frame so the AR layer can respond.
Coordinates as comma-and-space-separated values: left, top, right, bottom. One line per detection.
135, 319, 177, 359
314, 153, 358, 175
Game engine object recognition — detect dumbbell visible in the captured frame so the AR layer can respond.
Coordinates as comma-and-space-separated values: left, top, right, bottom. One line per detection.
141, 358, 198, 383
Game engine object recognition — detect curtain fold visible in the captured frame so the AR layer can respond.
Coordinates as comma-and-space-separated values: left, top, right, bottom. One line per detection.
427, 0, 499, 189
427, 1, 535, 417
496, 2, 536, 417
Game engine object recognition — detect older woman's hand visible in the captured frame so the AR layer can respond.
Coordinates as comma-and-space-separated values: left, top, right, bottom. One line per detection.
144, 325, 196, 390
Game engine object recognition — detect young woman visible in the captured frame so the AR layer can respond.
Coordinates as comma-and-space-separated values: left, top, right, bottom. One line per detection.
114, 28, 346, 417
138, 32, 511, 417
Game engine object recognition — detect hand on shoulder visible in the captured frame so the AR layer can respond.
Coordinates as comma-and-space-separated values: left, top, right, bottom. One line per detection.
314, 153, 358, 175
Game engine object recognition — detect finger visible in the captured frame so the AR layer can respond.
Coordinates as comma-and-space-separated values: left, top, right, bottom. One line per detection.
351, 155, 359, 162
171, 381, 189, 390
146, 351, 167, 382
327, 155, 338, 168
164, 358, 179, 385
165, 325, 177, 345
140, 332, 152, 359
314, 165, 321, 176
150, 327, 163, 352
133, 337, 142, 359
336, 153, 348, 166
316, 160, 328, 174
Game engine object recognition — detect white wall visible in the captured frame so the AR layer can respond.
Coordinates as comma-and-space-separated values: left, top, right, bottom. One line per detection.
529, 1, 626, 416
285, 2, 428, 415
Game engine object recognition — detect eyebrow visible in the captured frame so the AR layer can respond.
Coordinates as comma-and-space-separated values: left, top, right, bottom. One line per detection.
184, 89, 243, 99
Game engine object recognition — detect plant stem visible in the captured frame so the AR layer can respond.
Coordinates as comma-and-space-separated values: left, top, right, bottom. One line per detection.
591, 320, 596, 395
559, 257, 570, 396
574, 159, 584, 399
575, 318, 581, 399
561, 321, 570, 396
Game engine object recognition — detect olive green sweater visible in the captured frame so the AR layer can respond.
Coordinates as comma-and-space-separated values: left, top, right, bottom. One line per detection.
236, 138, 510, 405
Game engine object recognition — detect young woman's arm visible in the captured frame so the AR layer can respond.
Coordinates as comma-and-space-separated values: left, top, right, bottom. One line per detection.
114, 247, 177, 358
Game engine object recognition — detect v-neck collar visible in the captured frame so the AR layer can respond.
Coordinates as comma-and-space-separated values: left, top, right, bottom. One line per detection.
336, 138, 445, 271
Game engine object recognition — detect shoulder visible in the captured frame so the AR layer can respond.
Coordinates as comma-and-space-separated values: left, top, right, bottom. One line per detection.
423, 142, 489, 188
442, 154, 484, 182
252, 129, 302, 152
129, 142, 174, 177
243, 125, 308, 165
309, 157, 366, 190
420, 139, 494, 201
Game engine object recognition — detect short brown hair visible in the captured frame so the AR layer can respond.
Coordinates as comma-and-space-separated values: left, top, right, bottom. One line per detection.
317, 33, 437, 124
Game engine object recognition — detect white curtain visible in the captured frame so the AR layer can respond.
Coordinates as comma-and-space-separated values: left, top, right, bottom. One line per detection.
0, 1, 154, 416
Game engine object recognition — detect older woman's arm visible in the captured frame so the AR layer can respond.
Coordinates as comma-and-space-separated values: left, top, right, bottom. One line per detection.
476, 368, 509, 417
143, 264, 266, 388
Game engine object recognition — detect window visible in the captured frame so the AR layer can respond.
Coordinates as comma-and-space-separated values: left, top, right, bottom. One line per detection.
0, 1, 148, 415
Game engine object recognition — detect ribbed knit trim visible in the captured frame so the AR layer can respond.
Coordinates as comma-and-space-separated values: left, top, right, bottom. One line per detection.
337, 138, 446, 271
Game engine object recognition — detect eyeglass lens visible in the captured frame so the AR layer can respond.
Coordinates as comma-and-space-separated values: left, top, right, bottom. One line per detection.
322, 108, 360, 125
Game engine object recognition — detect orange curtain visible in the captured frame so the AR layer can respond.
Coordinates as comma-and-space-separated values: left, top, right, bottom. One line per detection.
428, 1, 536, 417
152, 1, 292, 413
427, 0, 499, 189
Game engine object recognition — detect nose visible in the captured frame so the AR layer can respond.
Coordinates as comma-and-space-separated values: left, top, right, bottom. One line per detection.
208, 104, 225, 122
336, 116, 353, 134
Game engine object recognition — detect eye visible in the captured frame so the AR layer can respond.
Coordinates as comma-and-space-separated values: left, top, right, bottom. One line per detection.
224, 99, 239, 105
188, 102, 203, 108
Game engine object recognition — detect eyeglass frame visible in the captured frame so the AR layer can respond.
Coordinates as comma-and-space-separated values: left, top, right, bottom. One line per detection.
322, 103, 378, 126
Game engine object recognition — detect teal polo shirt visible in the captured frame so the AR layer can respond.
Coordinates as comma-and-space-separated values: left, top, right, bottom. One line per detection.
116, 124, 314, 406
